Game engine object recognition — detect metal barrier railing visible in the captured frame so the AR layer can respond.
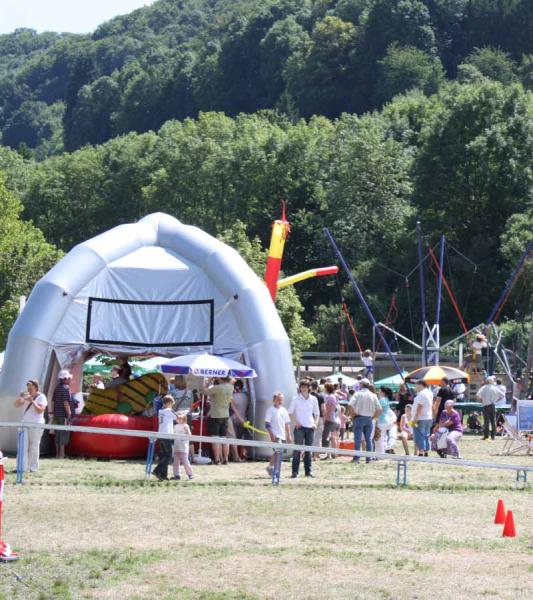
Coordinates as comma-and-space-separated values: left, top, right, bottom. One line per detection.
1, 421, 530, 488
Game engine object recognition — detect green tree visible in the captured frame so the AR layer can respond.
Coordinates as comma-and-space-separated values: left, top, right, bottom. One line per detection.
355, 0, 438, 110
2, 100, 63, 154
259, 17, 310, 107
461, 47, 517, 85
287, 16, 358, 118
376, 44, 445, 105
0, 172, 62, 346
414, 81, 533, 326
519, 54, 533, 91
68, 76, 120, 147
218, 220, 315, 363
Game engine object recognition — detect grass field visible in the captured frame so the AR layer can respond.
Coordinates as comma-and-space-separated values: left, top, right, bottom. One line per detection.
0, 437, 531, 600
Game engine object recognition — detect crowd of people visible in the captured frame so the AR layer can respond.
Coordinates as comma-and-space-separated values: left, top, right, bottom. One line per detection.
11, 356, 526, 480
275, 371, 522, 472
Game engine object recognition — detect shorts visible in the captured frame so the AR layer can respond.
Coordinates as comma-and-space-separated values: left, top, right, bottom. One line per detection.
208, 417, 228, 437
226, 417, 236, 438
53, 417, 71, 446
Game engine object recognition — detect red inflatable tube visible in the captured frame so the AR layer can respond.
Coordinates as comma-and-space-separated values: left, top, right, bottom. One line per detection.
67, 414, 157, 459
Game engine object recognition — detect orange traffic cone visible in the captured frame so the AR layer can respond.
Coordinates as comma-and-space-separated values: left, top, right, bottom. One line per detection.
502, 510, 516, 538
494, 499, 506, 524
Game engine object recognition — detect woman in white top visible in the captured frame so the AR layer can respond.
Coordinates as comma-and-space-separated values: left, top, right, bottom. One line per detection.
14, 379, 48, 472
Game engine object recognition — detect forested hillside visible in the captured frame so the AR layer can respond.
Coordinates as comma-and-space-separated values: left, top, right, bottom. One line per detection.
0, 0, 532, 357
1, 0, 533, 155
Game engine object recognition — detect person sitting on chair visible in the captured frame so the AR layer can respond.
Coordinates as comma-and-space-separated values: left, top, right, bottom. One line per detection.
430, 400, 463, 458
466, 411, 482, 432
104, 366, 128, 389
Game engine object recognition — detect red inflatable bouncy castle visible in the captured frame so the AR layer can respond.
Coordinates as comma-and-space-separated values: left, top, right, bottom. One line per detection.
67, 414, 157, 459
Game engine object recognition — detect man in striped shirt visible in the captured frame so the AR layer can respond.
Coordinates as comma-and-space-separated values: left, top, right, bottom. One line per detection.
50, 369, 73, 459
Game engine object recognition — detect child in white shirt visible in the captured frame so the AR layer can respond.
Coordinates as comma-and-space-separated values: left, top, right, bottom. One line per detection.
172, 412, 193, 480
152, 395, 175, 481
362, 349, 374, 381
264, 392, 292, 477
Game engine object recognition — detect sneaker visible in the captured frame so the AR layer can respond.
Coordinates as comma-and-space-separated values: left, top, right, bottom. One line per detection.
290, 473, 298, 479
266, 466, 274, 476
188, 474, 194, 480
305, 473, 314, 478
172, 475, 181, 480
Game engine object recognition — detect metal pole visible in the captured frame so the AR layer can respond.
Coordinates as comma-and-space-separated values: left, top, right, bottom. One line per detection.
16, 428, 24, 484
324, 228, 404, 379
434, 236, 445, 365
435, 236, 445, 326
486, 241, 533, 326
417, 222, 428, 365
377, 322, 423, 350
435, 236, 446, 365
145, 438, 156, 480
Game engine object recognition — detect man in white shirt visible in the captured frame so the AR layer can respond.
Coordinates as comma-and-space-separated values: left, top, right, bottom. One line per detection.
90, 373, 105, 390
288, 381, 319, 478
348, 379, 381, 463
477, 376, 505, 440
411, 381, 434, 456
265, 392, 292, 477
495, 378, 507, 407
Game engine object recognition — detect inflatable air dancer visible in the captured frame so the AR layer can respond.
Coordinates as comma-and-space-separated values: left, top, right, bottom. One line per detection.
264, 202, 291, 301
264, 203, 339, 300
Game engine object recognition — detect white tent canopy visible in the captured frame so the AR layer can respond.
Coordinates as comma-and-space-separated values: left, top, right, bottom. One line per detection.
0, 213, 296, 452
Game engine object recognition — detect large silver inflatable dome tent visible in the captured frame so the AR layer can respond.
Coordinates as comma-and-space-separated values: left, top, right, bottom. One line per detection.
0, 213, 296, 453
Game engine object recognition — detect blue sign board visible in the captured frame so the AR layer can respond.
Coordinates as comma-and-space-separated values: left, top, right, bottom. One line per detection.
517, 400, 533, 432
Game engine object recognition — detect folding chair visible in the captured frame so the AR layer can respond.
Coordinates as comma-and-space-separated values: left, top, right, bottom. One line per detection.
500, 416, 533, 456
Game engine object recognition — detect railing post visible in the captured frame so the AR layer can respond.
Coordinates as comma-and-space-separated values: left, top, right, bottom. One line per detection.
16, 428, 25, 484
396, 460, 408, 487
145, 437, 156, 480
515, 469, 528, 488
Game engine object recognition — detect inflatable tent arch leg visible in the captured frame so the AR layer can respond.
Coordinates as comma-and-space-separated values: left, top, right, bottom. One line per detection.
0, 213, 296, 457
